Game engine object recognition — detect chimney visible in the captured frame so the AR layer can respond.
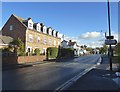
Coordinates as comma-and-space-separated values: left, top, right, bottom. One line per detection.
69, 40, 72, 42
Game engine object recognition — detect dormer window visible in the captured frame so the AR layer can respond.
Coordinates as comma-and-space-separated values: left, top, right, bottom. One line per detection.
43, 26, 46, 34
37, 24, 41, 32
53, 30, 56, 37
29, 23, 32, 27
28, 19, 33, 29
49, 28, 52, 35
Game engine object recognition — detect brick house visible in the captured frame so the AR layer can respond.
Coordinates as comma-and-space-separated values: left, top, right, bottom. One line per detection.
2, 14, 62, 55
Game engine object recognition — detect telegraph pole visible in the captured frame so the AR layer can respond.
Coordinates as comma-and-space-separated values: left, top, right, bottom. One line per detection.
107, 0, 112, 71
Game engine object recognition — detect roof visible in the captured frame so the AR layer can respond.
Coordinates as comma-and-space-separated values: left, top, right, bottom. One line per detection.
61, 40, 68, 43
68, 42, 76, 46
12, 14, 28, 28
0, 35, 13, 45
12, 14, 25, 22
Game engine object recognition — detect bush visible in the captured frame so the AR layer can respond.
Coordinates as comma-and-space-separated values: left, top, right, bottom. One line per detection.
18, 51, 26, 56
59, 48, 74, 58
47, 47, 58, 59
34, 48, 40, 55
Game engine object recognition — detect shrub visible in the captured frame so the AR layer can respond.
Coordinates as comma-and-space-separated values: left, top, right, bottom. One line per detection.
47, 47, 58, 59
34, 48, 40, 55
59, 48, 74, 58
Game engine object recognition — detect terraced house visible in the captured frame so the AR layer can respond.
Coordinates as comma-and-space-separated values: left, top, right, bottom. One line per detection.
2, 14, 63, 55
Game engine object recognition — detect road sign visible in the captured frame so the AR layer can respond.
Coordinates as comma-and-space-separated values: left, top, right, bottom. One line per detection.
105, 39, 117, 45
106, 36, 114, 39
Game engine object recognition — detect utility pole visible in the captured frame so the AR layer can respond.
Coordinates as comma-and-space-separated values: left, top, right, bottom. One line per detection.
107, 0, 112, 71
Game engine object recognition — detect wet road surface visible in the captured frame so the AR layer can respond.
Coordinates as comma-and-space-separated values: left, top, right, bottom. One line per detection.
2, 54, 100, 90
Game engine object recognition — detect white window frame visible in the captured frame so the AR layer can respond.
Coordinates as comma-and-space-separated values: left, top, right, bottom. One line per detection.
49, 39, 52, 46
28, 20, 33, 29
29, 34, 33, 42
43, 26, 46, 34
44, 36, 47, 45
38, 36, 40, 43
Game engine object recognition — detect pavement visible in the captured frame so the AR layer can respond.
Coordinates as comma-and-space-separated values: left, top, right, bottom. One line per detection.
2, 61, 55, 71
2, 57, 78, 71
64, 55, 120, 92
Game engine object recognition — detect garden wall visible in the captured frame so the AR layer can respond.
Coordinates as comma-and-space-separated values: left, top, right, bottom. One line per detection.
2, 55, 46, 65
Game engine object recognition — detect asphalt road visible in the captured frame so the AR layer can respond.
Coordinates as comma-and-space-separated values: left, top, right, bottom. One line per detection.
2, 54, 100, 91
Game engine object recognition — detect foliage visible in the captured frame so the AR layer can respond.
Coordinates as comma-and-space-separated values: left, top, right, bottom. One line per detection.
86, 47, 93, 53
114, 42, 120, 64
46, 47, 58, 59
9, 38, 25, 56
34, 48, 40, 55
59, 48, 74, 58
100, 44, 108, 54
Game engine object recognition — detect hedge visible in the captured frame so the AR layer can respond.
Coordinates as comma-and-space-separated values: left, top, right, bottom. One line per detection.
59, 48, 74, 58
34, 48, 40, 55
46, 47, 58, 59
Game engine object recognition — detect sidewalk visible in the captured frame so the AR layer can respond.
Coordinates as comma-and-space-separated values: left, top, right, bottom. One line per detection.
65, 55, 120, 91
2, 61, 55, 71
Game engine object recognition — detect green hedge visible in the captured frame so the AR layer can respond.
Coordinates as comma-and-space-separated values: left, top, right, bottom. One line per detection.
34, 48, 40, 55
46, 47, 58, 59
60, 48, 74, 58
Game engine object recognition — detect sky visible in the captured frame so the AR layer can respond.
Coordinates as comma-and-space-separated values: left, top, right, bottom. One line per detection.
1, 2, 118, 48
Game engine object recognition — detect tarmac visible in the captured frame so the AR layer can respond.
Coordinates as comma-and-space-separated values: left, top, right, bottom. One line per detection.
64, 55, 120, 92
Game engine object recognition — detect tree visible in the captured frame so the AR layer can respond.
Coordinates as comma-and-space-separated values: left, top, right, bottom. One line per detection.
86, 47, 93, 53
9, 38, 25, 55
100, 44, 108, 54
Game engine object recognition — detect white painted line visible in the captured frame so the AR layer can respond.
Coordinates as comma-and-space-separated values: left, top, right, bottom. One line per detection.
54, 56, 102, 92
97, 57, 102, 65
54, 64, 96, 92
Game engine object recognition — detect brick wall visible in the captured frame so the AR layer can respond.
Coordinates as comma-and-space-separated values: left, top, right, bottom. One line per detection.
2, 14, 26, 43
2, 55, 46, 65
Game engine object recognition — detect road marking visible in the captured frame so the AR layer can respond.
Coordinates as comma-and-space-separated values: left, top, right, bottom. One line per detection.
54, 65, 96, 92
54, 56, 102, 92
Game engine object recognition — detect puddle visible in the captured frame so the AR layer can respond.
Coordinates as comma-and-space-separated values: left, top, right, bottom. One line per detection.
102, 73, 111, 77
115, 72, 120, 77
112, 77, 120, 88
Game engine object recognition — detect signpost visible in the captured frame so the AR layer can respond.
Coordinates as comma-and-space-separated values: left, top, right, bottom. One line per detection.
105, 39, 117, 45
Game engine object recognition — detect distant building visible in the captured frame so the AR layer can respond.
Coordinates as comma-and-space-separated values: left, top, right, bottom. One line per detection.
61, 40, 81, 56
0, 35, 13, 49
2, 14, 63, 55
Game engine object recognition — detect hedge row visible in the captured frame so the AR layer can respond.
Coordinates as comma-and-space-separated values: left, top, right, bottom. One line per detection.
60, 48, 74, 58
46, 47, 58, 59
46, 47, 74, 59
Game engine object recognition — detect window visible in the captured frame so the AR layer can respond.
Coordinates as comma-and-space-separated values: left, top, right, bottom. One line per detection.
29, 34, 33, 42
28, 21, 33, 29
10, 25, 13, 30
44, 37, 47, 44
29, 23, 32, 27
38, 37, 40, 43
37, 26, 40, 31
49, 39, 52, 46
43, 26, 46, 34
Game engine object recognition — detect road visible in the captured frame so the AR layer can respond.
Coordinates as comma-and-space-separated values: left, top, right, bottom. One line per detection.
2, 54, 100, 91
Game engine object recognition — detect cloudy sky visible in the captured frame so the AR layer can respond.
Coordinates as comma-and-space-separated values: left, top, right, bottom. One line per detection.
1, 2, 119, 48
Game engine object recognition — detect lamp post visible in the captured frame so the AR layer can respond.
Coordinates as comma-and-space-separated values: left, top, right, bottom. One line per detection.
107, 0, 112, 71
